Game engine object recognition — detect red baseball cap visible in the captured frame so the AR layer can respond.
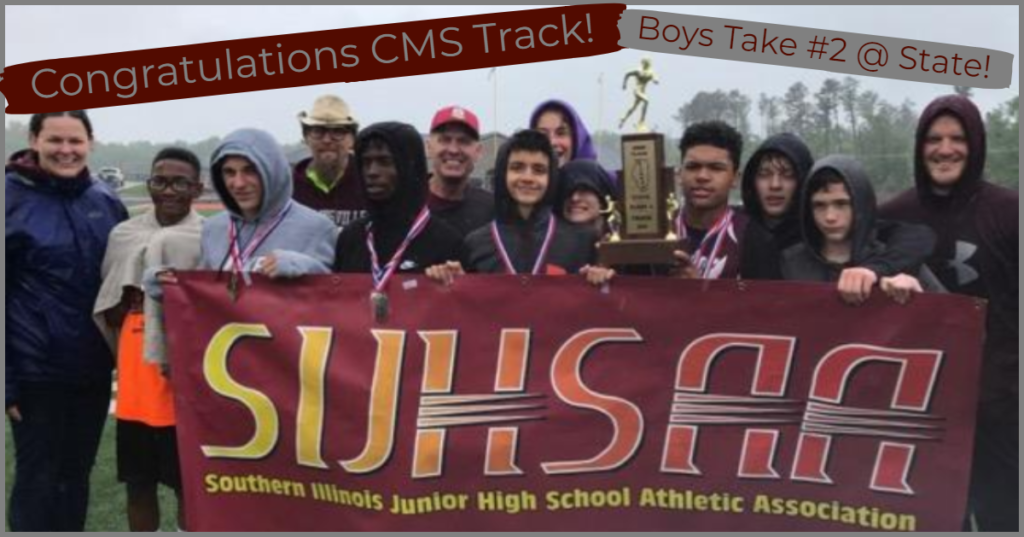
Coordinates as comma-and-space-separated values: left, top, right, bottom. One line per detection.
430, 106, 481, 139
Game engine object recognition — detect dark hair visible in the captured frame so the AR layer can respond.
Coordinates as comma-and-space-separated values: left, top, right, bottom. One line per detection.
152, 147, 202, 178
355, 133, 394, 164
806, 169, 848, 197
507, 129, 555, 158
29, 111, 94, 140
679, 121, 743, 171
755, 151, 795, 174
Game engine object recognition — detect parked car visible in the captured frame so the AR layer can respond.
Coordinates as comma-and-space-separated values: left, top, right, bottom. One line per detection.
97, 167, 125, 190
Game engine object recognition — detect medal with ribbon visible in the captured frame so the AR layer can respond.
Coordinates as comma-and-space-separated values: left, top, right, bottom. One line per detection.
491, 216, 557, 275
367, 207, 431, 323
226, 201, 294, 302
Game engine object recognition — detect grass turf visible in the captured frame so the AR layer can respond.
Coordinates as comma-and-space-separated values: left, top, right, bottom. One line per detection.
5, 420, 179, 532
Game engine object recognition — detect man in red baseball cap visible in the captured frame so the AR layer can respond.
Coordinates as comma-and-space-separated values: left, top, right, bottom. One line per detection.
426, 105, 494, 238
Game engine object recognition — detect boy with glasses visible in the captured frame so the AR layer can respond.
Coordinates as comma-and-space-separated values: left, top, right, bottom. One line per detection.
293, 95, 368, 230
94, 147, 205, 531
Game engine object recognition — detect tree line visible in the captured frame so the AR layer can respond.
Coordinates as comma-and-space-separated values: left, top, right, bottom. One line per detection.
673, 81, 1018, 195
3, 127, 312, 184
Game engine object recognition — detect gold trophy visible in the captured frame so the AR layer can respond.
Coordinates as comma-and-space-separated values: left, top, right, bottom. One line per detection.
598, 60, 677, 267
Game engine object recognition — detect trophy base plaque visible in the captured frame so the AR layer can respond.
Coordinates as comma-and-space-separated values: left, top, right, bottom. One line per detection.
598, 238, 678, 267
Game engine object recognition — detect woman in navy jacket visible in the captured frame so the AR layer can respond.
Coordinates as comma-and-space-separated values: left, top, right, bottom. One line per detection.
6, 111, 128, 531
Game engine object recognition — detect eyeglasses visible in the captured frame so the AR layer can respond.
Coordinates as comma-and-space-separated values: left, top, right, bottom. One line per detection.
148, 176, 197, 193
306, 126, 355, 141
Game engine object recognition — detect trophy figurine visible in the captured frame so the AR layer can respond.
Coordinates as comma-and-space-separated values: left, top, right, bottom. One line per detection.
665, 192, 680, 241
619, 57, 660, 133
601, 196, 623, 242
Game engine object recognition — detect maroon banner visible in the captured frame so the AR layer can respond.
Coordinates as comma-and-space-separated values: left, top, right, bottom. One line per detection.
1, 4, 624, 114
164, 274, 986, 532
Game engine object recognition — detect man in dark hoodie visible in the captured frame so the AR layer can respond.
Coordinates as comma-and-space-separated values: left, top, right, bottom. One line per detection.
426, 130, 613, 286
740, 133, 937, 305
880, 95, 1018, 532
781, 155, 939, 303
334, 122, 463, 313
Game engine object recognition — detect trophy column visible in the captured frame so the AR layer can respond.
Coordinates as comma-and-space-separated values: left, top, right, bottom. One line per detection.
597, 132, 679, 267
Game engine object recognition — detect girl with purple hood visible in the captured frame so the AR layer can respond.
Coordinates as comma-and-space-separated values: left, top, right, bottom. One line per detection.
530, 99, 598, 169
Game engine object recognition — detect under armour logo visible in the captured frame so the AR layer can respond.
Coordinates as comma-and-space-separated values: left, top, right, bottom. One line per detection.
948, 241, 980, 286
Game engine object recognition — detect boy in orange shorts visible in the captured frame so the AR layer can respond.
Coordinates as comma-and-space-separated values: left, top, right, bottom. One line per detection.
95, 148, 204, 531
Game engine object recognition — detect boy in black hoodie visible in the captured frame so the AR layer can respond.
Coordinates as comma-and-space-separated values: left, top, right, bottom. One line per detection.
559, 159, 617, 238
880, 95, 1018, 532
781, 155, 941, 304
740, 133, 937, 305
334, 122, 463, 303
427, 130, 613, 286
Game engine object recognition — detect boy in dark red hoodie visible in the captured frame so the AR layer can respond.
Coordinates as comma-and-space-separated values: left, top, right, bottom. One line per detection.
880, 95, 1018, 532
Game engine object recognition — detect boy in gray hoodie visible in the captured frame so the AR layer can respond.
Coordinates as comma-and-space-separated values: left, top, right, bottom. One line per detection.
201, 128, 337, 277
145, 129, 337, 363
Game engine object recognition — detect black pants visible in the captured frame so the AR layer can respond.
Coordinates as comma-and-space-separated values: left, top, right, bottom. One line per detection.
8, 380, 112, 532
967, 414, 1019, 532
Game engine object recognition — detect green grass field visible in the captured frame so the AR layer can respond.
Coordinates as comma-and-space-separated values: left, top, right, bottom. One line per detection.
5, 421, 178, 532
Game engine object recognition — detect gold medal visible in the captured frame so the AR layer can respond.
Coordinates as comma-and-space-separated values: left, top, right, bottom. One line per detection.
371, 291, 390, 323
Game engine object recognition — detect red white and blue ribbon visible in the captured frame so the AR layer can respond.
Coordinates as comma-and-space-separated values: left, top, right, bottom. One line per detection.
491, 216, 557, 275
367, 207, 432, 292
228, 200, 294, 280
676, 207, 735, 279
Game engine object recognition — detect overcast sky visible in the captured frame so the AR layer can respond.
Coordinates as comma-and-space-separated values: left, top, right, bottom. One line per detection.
4, 5, 1019, 145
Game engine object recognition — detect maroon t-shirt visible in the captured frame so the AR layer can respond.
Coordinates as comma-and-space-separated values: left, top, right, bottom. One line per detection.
292, 157, 368, 231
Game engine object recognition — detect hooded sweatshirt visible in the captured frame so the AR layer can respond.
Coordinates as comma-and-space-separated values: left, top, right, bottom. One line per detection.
334, 122, 463, 274
6, 152, 128, 407
880, 95, 1018, 428
463, 136, 597, 275
741, 133, 937, 281
560, 160, 617, 208
529, 100, 598, 164
781, 155, 940, 290
740, 133, 815, 280
558, 159, 617, 238
201, 129, 337, 276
